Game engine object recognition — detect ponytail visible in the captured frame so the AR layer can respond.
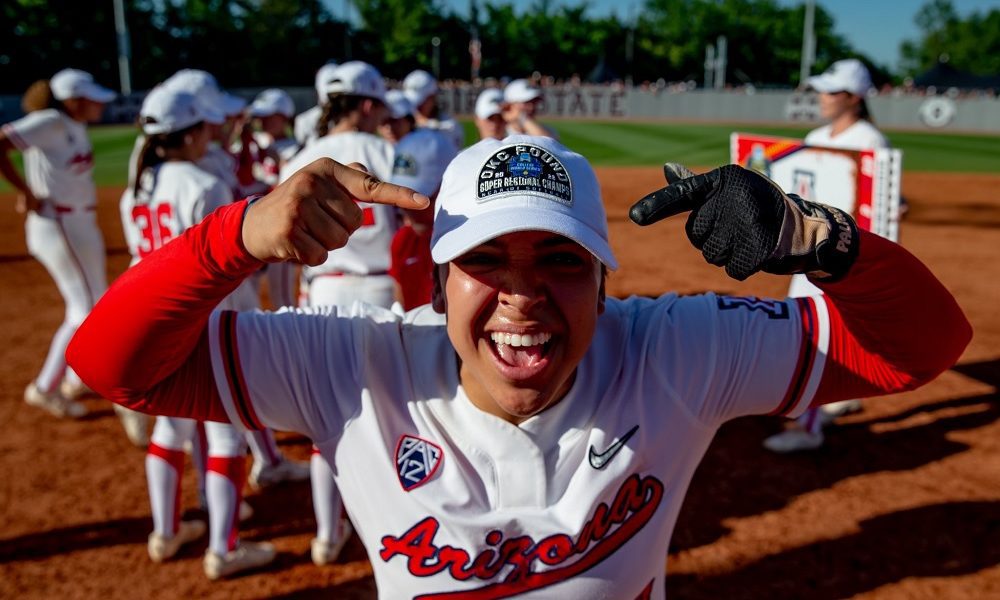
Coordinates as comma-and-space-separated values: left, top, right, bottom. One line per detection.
133, 122, 204, 198
22, 80, 62, 114
315, 94, 367, 138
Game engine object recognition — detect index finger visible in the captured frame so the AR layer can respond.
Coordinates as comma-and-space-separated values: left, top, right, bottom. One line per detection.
309, 158, 430, 210
628, 169, 719, 226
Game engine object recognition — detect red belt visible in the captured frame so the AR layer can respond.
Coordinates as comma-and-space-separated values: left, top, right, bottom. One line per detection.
52, 204, 96, 213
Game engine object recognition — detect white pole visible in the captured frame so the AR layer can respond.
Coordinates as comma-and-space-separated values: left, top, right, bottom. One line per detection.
704, 44, 715, 89
800, 0, 815, 87
112, 0, 132, 94
715, 35, 727, 89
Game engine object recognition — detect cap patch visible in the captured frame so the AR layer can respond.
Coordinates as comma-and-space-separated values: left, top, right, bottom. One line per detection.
478, 144, 572, 205
393, 153, 418, 177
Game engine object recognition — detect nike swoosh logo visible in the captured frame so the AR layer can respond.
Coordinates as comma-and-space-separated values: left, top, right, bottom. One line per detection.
589, 425, 639, 470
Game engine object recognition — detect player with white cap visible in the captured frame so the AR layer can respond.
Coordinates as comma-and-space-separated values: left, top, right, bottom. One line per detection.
294, 61, 339, 147
379, 89, 415, 145
0, 68, 114, 420
473, 88, 505, 141
402, 69, 464, 150
503, 78, 558, 139
120, 84, 276, 579
387, 128, 458, 310
71, 134, 969, 597
280, 59, 396, 565
764, 58, 892, 454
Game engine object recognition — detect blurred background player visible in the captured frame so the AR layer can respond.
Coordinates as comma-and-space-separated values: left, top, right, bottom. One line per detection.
379, 89, 415, 145
0, 69, 116, 420
764, 58, 890, 454
294, 61, 339, 148
247, 88, 300, 309
503, 78, 558, 139
121, 85, 275, 579
402, 69, 464, 150
473, 88, 505, 141
387, 128, 458, 310
279, 59, 395, 565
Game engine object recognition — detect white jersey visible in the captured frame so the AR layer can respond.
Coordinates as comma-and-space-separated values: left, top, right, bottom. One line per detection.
208, 293, 826, 599
120, 161, 232, 263
250, 132, 299, 186
197, 143, 241, 196
422, 115, 464, 150
281, 131, 397, 277
293, 105, 323, 147
2, 109, 96, 208
804, 120, 888, 151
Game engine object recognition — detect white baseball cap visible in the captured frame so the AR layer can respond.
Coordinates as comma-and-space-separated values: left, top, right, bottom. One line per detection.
389, 129, 458, 197
323, 61, 387, 104
164, 69, 245, 118
250, 88, 295, 118
807, 59, 873, 97
475, 88, 504, 120
139, 86, 212, 135
314, 62, 339, 102
403, 69, 438, 106
385, 90, 413, 120
503, 78, 542, 104
50, 69, 116, 103
431, 135, 617, 270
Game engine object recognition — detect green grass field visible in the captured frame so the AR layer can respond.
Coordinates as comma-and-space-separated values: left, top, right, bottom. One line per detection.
2, 120, 996, 192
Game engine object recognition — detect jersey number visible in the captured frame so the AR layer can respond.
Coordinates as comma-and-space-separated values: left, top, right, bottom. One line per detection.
131, 203, 175, 258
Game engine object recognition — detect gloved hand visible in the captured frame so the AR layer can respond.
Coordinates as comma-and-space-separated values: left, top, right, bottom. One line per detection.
629, 163, 859, 281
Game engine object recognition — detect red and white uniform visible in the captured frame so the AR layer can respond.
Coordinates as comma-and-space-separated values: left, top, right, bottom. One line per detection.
69, 200, 969, 598
279, 131, 397, 308
3, 108, 106, 393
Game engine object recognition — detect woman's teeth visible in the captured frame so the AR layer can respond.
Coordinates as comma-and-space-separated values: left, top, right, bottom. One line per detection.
489, 332, 552, 347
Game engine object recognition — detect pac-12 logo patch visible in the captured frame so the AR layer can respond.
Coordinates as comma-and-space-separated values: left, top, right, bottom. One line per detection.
395, 435, 443, 491
477, 144, 573, 204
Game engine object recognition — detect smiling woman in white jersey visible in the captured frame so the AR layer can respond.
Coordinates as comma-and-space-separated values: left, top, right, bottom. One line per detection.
120, 85, 277, 580
764, 58, 891, 455
0, 69, 114, 420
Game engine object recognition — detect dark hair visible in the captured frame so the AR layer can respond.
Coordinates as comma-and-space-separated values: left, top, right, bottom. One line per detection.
133, 122, 203, 197
315, 94, 367, 138
857, 97, 874, 124
22, 80, 63, 114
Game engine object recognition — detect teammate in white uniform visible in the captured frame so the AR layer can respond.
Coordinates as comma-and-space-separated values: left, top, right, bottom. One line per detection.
403, 69, 465, 150
0, 69, 113, 419
120, 85, 276, 579
379, 90, 415, 145
474, 88, 505, 141
71, 136, 970, 598
281, 60, 397, 308
764, 58, 891, 454
503, 78, 558, 139
281, 60, 396, 566
294, 61, 339, 147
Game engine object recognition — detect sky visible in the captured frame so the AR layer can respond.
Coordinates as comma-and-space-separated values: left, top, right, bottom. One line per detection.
322, 0, 998, 70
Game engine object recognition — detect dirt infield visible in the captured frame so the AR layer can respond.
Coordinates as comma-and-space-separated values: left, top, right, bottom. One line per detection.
1, 168, 999, 599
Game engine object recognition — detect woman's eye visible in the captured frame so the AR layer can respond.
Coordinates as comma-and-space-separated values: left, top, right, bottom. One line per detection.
456, 253, 501, 267
544, 252, 585, 267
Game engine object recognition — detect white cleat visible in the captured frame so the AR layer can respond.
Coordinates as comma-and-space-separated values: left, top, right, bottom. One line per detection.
820, 399, 863, 419
24, 383, 87, 419
763, 429, 825, 454
249, 459, 311, 490
148, 519, 207, 563
203, 541, 276, 580
59, 379, 94, 401
311, 518, 354, 566
113, 404, 150, 447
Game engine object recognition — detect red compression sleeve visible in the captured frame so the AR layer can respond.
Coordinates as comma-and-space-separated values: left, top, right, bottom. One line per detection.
67, 200, 263, 421
810, 230, 972, 405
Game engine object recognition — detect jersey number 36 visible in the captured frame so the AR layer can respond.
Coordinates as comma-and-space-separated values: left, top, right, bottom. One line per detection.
131, 203, 175, 258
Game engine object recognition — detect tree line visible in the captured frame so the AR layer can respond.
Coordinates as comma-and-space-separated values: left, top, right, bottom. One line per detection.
2, 0, 996, 93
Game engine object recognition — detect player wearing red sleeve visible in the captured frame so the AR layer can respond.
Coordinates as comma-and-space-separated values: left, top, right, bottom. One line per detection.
68, 139, 969, 598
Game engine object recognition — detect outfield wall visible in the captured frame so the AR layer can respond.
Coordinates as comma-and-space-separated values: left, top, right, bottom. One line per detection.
2, 86, 998, 133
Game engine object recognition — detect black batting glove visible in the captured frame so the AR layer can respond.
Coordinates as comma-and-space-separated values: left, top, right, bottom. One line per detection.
629, 163, 860, 282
